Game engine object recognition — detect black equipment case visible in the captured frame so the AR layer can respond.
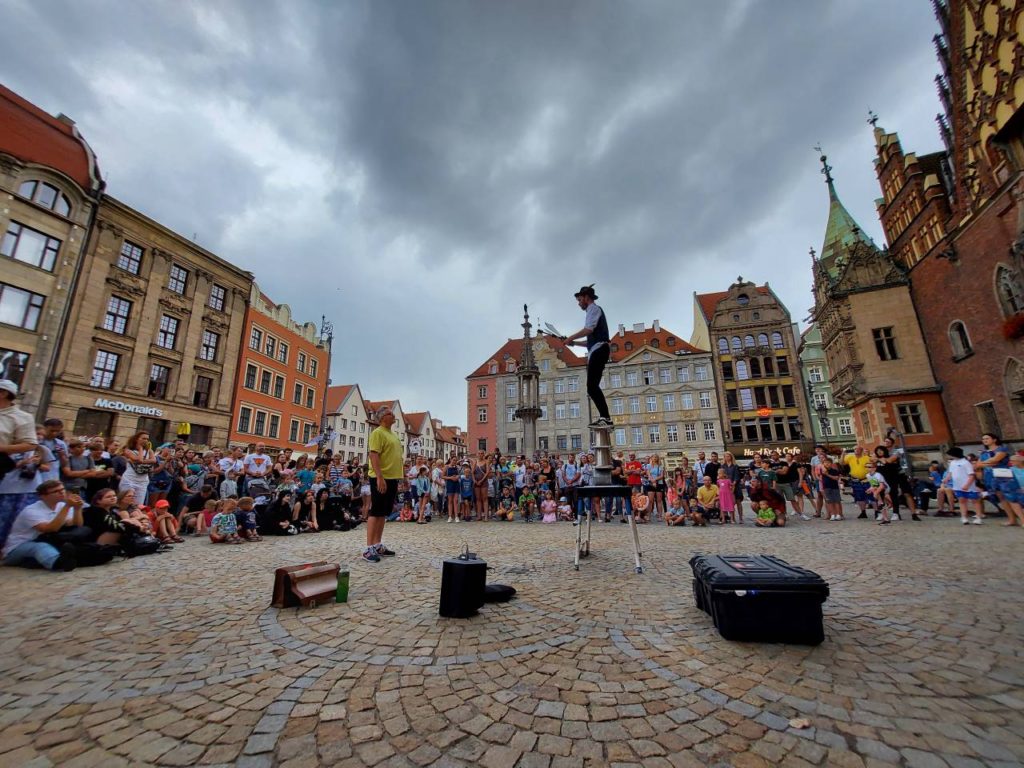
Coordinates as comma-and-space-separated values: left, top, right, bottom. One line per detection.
689, 554, 829, 645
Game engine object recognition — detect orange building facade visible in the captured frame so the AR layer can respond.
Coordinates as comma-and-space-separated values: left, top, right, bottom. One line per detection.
228, 284, 330, 453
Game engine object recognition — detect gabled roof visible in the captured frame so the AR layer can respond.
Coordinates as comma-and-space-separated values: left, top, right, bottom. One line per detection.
325, 384, 359, 415
695, 287, 771, 321
404, 411, 430, 434
607, 326, 702, 363
0, 84, 103, 193
467, 335, 582, 379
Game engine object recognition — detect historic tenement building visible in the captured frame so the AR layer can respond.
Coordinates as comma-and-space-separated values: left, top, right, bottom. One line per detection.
873, 0, 1024, 443
811, 156, 952, 455
46, 196, 252, 446
692, 280, 813, 458
0, 84, 104, 415
228, 284, 330, 453
798, 324, 857, 451
470, 321, 725, 463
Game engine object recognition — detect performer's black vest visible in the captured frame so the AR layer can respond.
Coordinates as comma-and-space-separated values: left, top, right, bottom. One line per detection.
587, 305, 610, 350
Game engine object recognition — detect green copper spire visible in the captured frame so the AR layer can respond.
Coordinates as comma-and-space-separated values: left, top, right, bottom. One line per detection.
815, 146, 877, 274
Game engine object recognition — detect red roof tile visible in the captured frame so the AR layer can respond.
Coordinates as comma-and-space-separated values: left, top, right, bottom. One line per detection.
695, 286, 771, 321
404, 411, 429, 434
467, 336, 583, 379
0, 84, 101, 192
325, 384, 356, 414
606, 326, 702, 362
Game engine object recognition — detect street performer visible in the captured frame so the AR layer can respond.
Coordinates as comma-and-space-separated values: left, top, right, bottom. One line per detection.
563, 285, 613, 429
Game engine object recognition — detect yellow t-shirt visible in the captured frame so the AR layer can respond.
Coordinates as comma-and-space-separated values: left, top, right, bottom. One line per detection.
844, 454, 871, 480
696, 485, 719, 506
368, 426, 403, 479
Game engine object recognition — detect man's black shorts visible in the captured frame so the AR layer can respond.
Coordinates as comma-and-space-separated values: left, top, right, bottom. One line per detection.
370, 478, 399, 518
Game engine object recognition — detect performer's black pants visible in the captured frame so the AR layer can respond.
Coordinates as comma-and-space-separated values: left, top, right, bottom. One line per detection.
587, 344, 611, 419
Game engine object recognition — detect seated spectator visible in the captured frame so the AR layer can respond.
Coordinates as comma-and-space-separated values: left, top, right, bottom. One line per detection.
540, 491, 557, 523
293, 490, 320, 532
665, 495, 688, 526
260, 490, 298, 535
749, 478, 787, 526
557, 496, 574, 522
398, 499, 415, 522
152, 499, 183, 543
496, 488, 516, 521
695, 476, 720, 523
755, 500, 778, 527
0, 443, 54, 547
2, 480, 82, 571
115, 489, 153, 535
235, 496, 261, 540
209, 503, 243, 543
83, 488, 128, 546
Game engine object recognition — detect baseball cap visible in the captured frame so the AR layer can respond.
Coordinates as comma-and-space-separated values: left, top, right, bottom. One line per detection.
0, 379, 18, 397
154, 499, 170, 508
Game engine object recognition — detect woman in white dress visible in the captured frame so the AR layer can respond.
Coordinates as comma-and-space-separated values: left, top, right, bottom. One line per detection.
119, 431, 156, 503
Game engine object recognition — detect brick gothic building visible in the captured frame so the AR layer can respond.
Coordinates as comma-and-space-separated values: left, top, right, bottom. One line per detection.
873, 0, 1024, 443
810, 157, 952, 455
691, 281, 812, 458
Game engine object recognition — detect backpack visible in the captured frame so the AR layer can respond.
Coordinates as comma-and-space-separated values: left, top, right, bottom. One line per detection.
122, 534, 162, 557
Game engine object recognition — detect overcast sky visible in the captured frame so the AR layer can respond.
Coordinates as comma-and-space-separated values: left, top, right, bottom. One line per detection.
1, 0, 944, 427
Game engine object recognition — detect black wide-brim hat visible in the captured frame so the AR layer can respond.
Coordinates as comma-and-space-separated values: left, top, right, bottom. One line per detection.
574, 285, 597, 299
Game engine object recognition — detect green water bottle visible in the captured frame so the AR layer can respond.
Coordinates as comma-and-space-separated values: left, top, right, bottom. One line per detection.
335, 570, 350, 603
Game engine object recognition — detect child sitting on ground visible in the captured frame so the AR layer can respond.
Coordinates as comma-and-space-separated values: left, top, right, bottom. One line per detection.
519, 485, 537, 522
398, 498, 415, 522
153, 499, 183, 543
666, 495, 688, 526
687, 504, 707, 527
210, 503, 243, 543
557, 496, 574, 522
234, 496, 261, 541
497, 488, 516, 521
755, 500, 780, 527
540, 491, 558, 523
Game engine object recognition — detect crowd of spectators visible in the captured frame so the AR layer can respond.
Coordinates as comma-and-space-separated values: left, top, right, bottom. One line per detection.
0, 371, 1020, 572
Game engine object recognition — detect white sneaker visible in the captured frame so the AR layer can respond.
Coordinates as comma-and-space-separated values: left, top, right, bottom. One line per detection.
874, 513, 881, 521
455, 517, 461, 523
962, 518, 970, 525
972, 517, 982, 525
801, 514, 812, 521
447, 517, 453, 523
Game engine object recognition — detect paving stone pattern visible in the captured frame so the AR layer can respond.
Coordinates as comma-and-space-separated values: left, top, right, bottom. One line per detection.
1, 510, 1023, 767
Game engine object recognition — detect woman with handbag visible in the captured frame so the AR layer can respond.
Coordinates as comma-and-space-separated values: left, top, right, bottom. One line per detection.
119, 432, 156, 504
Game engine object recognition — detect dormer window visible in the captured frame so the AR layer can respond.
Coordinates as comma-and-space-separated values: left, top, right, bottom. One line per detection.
18, 180, 71, 217
624, 342, 633, 351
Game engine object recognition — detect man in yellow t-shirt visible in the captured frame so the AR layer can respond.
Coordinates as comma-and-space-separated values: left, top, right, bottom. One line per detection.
842, 446, 872, 519
695, 475, 720, 522
364, 406, 404, 562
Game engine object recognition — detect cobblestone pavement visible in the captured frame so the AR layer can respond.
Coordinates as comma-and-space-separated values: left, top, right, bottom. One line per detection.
1, 507, 1023, 768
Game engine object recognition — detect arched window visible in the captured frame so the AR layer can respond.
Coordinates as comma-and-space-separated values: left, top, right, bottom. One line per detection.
735, 360, 749, 380
996, 265, 1024, 316
744, 335, 755, 348
757, 333, 769, 347
949, 321, 972, 358
667, 337, 676, 347
651, 339, 659, 348
731, 336, 742, 352
624, 342, 633, 351
718, 338, 729, 353
18, 180, 71, 217
771, 332, 784, 349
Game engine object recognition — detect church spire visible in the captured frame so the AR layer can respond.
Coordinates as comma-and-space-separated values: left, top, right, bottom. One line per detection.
814, 147, 878, 272
519, 304, 537, 371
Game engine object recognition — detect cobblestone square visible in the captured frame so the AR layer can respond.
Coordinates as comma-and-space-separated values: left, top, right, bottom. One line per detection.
1, 510, 1023, 767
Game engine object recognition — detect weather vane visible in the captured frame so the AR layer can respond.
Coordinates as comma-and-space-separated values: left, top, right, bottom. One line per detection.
867, 110, 879, 128
814, 144, 834, 184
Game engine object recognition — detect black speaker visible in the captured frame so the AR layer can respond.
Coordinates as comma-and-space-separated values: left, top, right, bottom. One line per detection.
439, 554, 487, 618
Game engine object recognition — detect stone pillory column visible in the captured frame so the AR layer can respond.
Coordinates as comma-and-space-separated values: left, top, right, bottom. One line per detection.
514, 304, 541, 458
